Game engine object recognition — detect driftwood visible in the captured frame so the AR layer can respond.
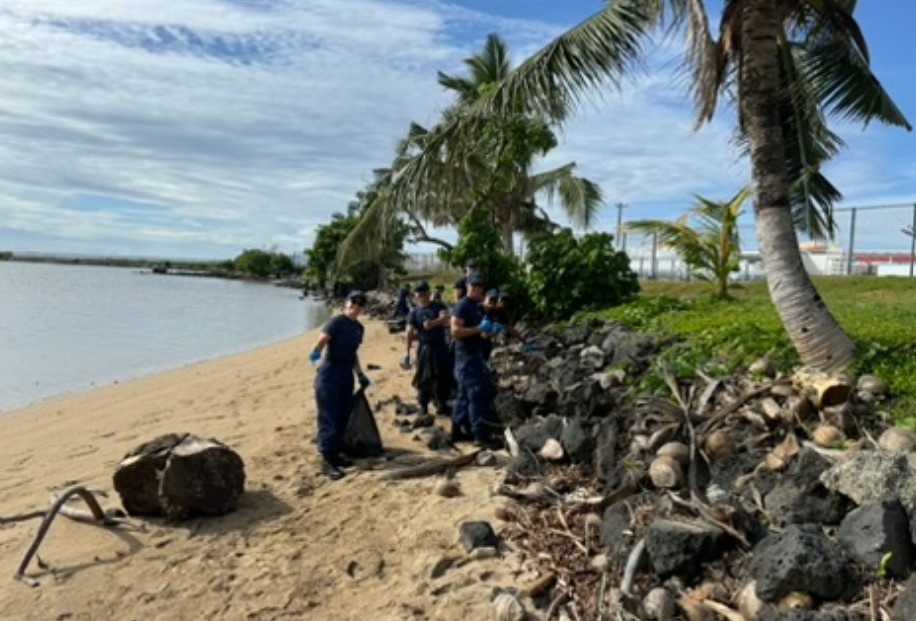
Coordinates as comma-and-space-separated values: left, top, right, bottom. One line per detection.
378, 450, 481, 481
13, 485, 140, 587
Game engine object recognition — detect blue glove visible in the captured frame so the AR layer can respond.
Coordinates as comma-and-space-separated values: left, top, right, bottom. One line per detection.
358, 373, 371, 389
309, 348, 321, 364
401, 354, 412, 369
492, 322, 507, 334
479, 319, 494, 334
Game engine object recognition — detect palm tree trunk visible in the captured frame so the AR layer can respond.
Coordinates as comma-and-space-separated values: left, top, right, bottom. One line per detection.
501, 205, 515, 256
740, 0, 855, 372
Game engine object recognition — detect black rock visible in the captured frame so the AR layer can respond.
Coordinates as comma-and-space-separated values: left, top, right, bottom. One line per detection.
750, 525, 860, 602
459, 521, 499, 551
837, 500, 912, 579
507, 449, 542, 478
514, 415, 565, 453
644, 519, 729, 579
114, 433, 246, 520
594, 417, 619, 490
764, 479, 848, 527
561, 417, 595, 465
893, 573, 916, 621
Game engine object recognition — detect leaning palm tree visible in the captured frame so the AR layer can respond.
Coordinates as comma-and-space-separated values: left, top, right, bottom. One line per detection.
338, 34, 603, 265
629, 188, 749, 300
395, 0, 910, 372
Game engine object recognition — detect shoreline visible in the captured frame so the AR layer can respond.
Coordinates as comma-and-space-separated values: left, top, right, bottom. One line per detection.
0, 315, 514, 621
0, 331, 317, 417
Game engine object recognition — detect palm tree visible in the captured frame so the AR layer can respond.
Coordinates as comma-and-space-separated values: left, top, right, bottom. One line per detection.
337, 34, 602, 266
396, 0, 910, 372
628, 188, 749, 299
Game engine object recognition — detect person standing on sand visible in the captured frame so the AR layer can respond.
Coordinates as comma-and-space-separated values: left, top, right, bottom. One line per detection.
450, 273, 502, 449
404, 281, 452, 416
309, 290, 372, 480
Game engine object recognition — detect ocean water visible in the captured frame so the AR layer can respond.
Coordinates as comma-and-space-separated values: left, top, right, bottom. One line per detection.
0, 262, 329, 413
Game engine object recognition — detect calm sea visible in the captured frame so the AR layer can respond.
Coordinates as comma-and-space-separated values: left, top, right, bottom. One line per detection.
0, 262, 329, 413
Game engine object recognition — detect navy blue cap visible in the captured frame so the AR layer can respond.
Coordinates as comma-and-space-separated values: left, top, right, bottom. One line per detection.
485, 288, 500, 300
466, 272, 486, 287
415, 280, 430, 293
347, 290, 367, 305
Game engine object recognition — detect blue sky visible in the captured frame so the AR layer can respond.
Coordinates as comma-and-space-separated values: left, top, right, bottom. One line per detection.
0, 0, 913, 260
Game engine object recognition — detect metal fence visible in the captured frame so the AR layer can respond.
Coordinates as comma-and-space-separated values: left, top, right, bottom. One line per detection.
401, 202, 916, 281
619, 201, 916, 280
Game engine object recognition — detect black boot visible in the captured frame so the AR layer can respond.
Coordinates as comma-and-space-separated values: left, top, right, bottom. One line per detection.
321, 455, 346, 481
450, 423, 473, 443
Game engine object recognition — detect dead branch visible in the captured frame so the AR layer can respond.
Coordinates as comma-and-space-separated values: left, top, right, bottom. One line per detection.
15, 485, 128, 586
378, 450, 481, 481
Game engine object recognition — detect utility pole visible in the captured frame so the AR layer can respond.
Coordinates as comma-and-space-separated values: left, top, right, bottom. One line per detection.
905, 206, 915, 277
615, 202, 627, 251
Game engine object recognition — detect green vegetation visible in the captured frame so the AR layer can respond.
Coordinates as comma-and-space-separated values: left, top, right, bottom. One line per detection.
232, 248, 296, 279
526, 229, 638, 319
628, 188, 749, 300
579, 277, 916, 421
391, 1, 909, 372
0, 251, 12, 261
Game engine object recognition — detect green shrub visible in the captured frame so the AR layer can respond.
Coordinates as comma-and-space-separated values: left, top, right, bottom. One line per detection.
525, 229, 639, 319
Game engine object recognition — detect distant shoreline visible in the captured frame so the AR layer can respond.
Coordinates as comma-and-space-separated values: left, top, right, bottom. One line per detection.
0, 254, 307, 289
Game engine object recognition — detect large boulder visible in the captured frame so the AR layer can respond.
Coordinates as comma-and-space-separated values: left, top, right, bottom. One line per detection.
113, 433, 245, 520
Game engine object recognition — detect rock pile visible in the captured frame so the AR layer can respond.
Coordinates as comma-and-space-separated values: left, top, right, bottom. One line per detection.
486, 320, 912, 621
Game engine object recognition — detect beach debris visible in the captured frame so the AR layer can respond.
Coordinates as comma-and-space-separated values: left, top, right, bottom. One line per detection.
378, 450, 480, 481
13, 485, 137, 587
113, 433, 245, 520
432, 478, 461, 498
492, 592, 526, 621
459, 521, 499, 552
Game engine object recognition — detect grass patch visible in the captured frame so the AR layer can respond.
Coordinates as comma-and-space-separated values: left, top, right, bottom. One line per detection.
579, 276, 916, 422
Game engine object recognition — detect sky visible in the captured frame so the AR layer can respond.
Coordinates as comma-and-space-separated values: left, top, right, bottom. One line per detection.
0, 0, 914, 261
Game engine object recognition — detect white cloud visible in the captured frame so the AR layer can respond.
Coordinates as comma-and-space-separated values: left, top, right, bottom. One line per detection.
0, 0, 912, 259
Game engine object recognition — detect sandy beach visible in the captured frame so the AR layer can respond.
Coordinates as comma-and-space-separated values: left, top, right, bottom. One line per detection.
0, 317, 522, 621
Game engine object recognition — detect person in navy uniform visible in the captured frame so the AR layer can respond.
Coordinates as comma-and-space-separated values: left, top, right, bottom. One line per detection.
404, 281, 452, 416
392, 283, 412, 318
309, 290, 372, 480
452, 258, 477, 302
449, 273, 502, 449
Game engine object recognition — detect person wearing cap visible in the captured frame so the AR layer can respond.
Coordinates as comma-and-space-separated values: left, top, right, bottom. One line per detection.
450, 272, 501, 449
405, 281, 452, 416
431, 284, 445, 304
308, 290, 372, 480
453, 258, 478, 302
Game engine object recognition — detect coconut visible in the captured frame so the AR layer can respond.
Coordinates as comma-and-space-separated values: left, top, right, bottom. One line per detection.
643, 587, 676, 620
649, 456, 684, 489
878, 427, 916, 453
657, 441, 690, 466
493, 593, 526, 621
538, 438, 565, 461
704, 430, 736, 460
812, 424, 845, 448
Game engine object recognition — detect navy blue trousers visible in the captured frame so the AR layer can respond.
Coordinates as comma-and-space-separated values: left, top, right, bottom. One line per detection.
315, 361, 354, 456
452, 353, 494, 441
415, 342, 453, 408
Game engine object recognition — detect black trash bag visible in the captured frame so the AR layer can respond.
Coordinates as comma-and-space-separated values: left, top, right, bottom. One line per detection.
343, 388, 384, 457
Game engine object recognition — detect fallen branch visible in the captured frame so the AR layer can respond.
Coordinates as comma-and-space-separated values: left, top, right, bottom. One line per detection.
378, 450, 481, 481
15, 485, 133, 587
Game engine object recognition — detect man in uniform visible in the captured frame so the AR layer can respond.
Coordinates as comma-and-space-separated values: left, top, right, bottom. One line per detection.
450, 273, 501, 449
452, 258, 477, 302
404, 281, 452, 416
